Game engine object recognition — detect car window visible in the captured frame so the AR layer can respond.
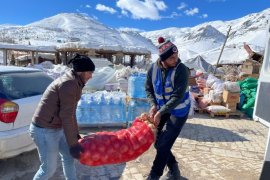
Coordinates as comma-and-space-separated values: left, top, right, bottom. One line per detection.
0, 71, 53, 100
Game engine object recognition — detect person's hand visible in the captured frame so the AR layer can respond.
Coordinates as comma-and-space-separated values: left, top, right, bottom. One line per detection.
153, 111, 161, 127
77, 134, 82, 140
69, 143, 84, 159
149, 105, 158, 120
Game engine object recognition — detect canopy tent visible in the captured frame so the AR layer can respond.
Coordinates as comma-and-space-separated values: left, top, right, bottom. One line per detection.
183, 55, 221, 74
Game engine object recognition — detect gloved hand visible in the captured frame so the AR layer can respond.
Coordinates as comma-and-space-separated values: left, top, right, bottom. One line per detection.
69, 143, 84, 159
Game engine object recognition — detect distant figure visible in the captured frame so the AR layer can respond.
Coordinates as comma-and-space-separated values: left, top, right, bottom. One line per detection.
29, 54, 95, 180
9, 60, 15, 65
145, 37, 190, 180
27, 63, 33, 67
10, 54, 16, 65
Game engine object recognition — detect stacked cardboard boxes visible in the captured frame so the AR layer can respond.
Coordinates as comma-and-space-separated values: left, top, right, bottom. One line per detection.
240, 59, 261, 80
223, 90, 240, 112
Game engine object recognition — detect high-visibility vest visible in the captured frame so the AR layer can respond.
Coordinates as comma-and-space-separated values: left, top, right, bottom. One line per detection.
152, 62, 190, 117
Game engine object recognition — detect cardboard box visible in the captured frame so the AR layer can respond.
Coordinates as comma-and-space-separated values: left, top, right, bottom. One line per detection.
225, 102, 237, 112
223, 90, 240, 103
188, 77, 197, 86
241, 60, 261, 75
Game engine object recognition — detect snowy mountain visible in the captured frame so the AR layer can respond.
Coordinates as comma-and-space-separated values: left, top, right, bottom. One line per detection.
0, 8, 270, 65
141, 8, 270, 64
0, 13, 157, 54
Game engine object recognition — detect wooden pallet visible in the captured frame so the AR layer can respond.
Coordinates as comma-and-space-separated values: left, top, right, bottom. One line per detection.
227, 110, 245, 118
209, 112, 229, 118
194, 108, 206, 114
208, 110, 244, 118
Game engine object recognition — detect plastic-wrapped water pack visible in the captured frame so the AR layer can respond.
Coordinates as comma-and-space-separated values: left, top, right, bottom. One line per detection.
76, 91, 126, 125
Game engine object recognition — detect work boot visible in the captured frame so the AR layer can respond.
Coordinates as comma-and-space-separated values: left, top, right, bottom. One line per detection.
160, 163, 181, 180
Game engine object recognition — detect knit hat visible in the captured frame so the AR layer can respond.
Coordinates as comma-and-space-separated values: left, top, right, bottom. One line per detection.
158, 37, 178, 61
68, 54, 95, 72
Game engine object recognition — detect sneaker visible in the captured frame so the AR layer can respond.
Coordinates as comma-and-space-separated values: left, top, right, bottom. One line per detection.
160, 163, 181, 180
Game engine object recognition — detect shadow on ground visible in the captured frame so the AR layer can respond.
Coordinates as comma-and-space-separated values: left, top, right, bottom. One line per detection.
0, 150, 40, 180
179, 123, 248, 142
1, 148, 127, 180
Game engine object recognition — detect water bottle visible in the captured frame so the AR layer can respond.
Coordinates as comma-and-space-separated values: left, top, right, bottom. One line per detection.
127, 99, 136, 122
142, 100, 150, 114
99, 94, 108, 123
120, 97, 126, 123
76, 98, 83, 123
82, 96, 90, 124
138, 73, 147, 98
77, 96, 87, 124
128, 73, 146, 98
87, 96, 96, 124
108, 97, 117, 122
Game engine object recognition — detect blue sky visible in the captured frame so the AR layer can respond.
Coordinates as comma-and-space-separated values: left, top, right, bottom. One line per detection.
1, 0, 270, 31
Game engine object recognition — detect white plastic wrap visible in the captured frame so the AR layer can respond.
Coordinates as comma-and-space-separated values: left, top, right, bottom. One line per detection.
115, 66, 132, 81
211, 80, 224, 94
206, 105, 230, 113
206, 74, 220, 88
208, 90, 222, 103
118, 78, 128, 92
223, 81, 241, 93
85, 67, 116, 90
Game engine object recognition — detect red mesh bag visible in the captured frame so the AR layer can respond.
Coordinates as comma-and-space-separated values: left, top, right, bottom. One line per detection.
79, 113, 156, 166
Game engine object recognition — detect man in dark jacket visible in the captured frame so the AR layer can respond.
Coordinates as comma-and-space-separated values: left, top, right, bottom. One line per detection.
145, 37, 190, 180
29, 54, 95, 180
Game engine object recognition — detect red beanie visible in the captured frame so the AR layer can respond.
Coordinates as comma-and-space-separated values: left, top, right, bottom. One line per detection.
157, 37, 178, 61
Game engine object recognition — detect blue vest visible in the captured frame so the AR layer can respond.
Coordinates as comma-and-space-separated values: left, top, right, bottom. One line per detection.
152, 63, 190, 117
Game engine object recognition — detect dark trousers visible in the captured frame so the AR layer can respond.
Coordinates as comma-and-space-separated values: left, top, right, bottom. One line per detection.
150, 113, 188, 177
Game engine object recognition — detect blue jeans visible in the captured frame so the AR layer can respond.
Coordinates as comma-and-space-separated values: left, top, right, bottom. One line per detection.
29, 123, 77, 180
150, 113, 188, 177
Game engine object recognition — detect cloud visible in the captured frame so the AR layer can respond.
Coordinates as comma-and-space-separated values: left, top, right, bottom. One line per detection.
162, 12, 182, 19
92, 16, 99, 20
118, 27, 144, 32
184, 8, 199, 16
85, 4, 91, 8
116, 0, 167, 20
121, 10, 129, 16
96, 4, 117, 14
200, 13, 208, 18
170, 12, 182, 18
177, 2, 187, 10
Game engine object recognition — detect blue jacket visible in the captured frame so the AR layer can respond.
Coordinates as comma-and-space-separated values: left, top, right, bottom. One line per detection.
145, 59, 190, 117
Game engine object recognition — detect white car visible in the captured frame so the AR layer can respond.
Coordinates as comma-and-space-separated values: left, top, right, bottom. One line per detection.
0, 66, 53, 159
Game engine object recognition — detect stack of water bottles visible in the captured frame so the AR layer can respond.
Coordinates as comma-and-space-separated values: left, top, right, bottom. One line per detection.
127, 99, 150, 122
128, 72, 147, 98
127, 72, 150, 122
76, 91, 126, 126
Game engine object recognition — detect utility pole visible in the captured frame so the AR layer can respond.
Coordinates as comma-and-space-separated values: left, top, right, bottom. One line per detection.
213, 25, 231, 74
